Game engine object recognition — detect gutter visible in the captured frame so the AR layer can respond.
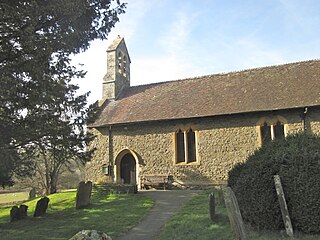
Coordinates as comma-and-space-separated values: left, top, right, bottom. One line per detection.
90, 106, 320, 129
301, 107, 308, 132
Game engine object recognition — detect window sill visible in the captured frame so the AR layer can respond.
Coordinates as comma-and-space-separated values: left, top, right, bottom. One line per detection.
175, 162, 200, 166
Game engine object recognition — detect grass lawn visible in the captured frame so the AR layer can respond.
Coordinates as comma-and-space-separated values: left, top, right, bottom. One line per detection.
158, 190, 233, 240
0, 191, 29, 204
159, 190, 320, 240
0, 190, 153, 240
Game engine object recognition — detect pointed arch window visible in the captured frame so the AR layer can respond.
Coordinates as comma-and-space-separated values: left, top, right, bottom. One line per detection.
175, 128, 198, 164
261, 122, 271, 145
176, 129, 185, 163
259, 117, 286, 146
274, 121, 285, 139
187, 129, 196, 163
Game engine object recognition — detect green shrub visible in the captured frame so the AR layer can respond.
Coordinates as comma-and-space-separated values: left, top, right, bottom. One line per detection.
228, 132, 320, 233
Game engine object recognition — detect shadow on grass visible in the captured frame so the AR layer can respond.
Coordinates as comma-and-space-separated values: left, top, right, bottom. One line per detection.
211, 213, 228, 224
159, 190, 233, 240
0, 191, 153, 240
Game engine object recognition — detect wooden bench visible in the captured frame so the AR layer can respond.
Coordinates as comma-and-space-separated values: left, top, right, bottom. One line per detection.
141, 175, 173, 190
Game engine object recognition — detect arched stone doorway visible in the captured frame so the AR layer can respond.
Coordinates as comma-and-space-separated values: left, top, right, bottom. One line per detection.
120, 153, 136, 184
114, 149, 139, 186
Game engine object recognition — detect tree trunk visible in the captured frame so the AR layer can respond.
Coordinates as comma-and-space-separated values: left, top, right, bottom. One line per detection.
49, 174, 58, 194
50, 183, 57, 194
45, 167, 51, 195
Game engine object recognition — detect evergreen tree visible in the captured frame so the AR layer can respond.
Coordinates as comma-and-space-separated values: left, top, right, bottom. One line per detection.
0, 0, 125, 188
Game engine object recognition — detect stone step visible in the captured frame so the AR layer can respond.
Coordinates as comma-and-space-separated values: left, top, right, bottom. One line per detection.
93, 184, 137, 194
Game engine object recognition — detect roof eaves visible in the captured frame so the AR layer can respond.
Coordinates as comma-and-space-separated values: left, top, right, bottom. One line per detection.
90, 104, 319, 129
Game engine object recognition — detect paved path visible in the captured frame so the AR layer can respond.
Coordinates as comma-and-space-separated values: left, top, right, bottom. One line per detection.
116, 190, 199, 240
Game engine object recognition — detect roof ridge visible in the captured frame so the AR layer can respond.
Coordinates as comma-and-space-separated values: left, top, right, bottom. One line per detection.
94, 58, 320, 126
221, 58, 320, 75
130, 58, 320, 88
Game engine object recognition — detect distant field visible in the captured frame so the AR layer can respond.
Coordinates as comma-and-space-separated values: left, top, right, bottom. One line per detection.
0, 191, 29, 205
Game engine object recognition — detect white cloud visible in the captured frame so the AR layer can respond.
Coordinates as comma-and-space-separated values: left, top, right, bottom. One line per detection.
277, 0, 319, 31
232, 38, 287, 69
71, 0, 153, 103
160, 11, 192, 56
107, 0, 153, 42
131, 55, 200, 86
129, 9, 204, 85
71, 0, 320, 105
71, 40, 108, 103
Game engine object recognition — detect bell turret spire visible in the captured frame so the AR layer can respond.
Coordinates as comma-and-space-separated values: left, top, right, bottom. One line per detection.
102, 36, 131, 100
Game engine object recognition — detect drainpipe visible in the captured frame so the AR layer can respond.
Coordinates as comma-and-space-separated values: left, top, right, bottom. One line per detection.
108, 125, 114, 178
301, 107, 308, 132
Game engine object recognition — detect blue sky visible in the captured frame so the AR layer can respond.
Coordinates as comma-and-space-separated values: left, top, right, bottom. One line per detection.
72, 0, 320, 104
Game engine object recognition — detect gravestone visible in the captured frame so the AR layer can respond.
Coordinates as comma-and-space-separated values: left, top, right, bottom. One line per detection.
217, 185, 225, 206
19, 204, 28, 219
223, 187, 247, 240
10, 205, 29, 222
29, 188, 36, 199
209, 192, 215, 222
34, 197, 50, 217
69, 230, 112, 240
76, 181, 92, 209
10, 206, 20, 222
274, 175, 294, 237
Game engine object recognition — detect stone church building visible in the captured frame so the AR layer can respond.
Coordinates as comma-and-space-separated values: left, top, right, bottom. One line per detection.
85, 37, 320, 189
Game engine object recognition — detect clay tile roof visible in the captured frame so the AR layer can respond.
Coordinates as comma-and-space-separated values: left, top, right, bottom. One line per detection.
92, 59, 320, 127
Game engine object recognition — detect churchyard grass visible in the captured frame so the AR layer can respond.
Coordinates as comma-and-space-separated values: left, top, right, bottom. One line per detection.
159, 190, 233, 240
0, 190, 153, 240
159, 190, 320, 240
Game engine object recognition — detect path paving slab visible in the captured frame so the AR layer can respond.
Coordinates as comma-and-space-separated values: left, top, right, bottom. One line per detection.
116, 190, 199, 240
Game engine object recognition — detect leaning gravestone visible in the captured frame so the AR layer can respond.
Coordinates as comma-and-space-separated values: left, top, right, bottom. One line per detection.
223, 187, 247, 240
69, 230, 112, 240
76, 181, 92, 209
34, 197, 50, 217
274, 175, 294, 237
29, 188, 36, 199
